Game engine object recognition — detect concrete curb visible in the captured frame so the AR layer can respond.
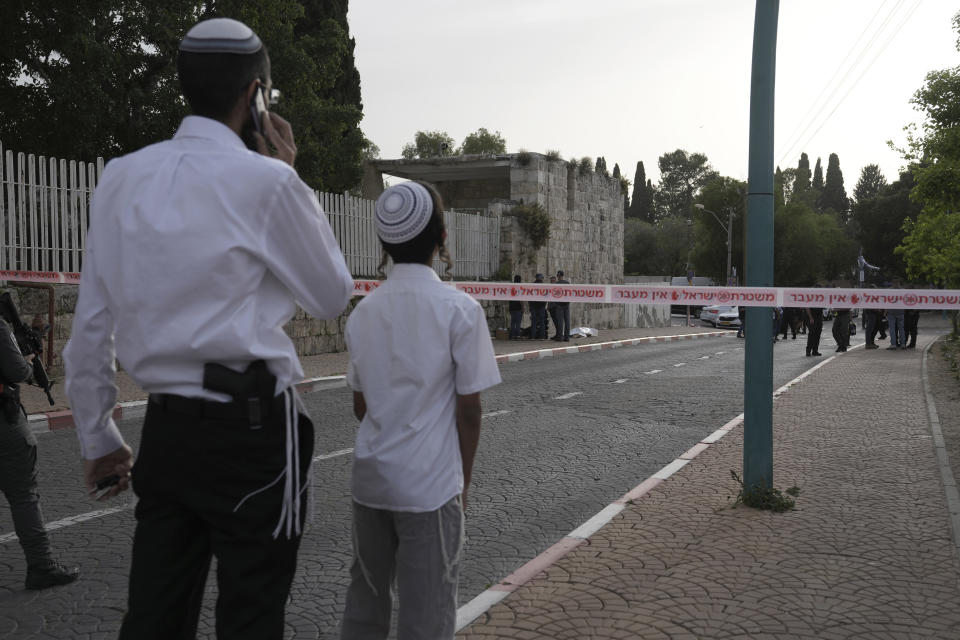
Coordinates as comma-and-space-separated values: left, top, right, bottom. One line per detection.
493, 331, 725, 365
29, 332, 727, 434
921, 336, 960, 580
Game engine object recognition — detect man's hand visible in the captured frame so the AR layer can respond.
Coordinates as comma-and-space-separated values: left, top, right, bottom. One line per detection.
84, 444, 134, 501
255, 112, 297, 167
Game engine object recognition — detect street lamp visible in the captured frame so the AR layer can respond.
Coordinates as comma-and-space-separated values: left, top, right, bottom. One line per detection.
694, 203, 735, 286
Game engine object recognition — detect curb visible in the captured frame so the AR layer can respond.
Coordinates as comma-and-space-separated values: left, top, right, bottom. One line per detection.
921, 337, 960, 577
455, 344, 846, 632
493, 331, 726, 365
29, 332, 727, 434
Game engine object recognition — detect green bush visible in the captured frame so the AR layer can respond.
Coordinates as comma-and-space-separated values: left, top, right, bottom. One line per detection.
514, 203, 551, 251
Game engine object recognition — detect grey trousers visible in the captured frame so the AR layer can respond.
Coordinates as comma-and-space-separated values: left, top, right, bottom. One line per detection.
341, 496, 464, 640
0, 410, 52, 569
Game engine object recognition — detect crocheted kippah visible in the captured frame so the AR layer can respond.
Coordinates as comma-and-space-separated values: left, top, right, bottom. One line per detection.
375, 183, 434, 244
179, 18, 263, 54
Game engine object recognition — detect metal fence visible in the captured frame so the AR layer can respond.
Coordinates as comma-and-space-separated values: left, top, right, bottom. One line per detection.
0, 142, 501, 279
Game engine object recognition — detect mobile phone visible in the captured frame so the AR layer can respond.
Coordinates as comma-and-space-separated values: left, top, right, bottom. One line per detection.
89, 474, 120, 499
250, 86, 268, 135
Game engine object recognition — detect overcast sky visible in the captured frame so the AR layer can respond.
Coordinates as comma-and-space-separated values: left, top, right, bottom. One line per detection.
349, 0, 958, 192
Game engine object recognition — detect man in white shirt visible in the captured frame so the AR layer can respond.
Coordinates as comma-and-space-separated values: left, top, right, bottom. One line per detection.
340, 182, 501, 639
62, 18, 353, 640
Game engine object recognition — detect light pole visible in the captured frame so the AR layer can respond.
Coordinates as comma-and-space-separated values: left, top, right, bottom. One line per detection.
694, 203, 735, 285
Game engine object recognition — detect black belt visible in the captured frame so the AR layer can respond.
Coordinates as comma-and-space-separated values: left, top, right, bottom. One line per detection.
149, 392, 278, 426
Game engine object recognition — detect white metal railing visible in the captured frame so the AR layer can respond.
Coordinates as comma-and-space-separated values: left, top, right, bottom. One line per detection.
0, 142, 500, 280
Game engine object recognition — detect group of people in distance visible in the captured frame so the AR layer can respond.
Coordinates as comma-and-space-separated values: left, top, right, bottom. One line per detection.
508, 271, 572, 341
0, 17, 501, 640
735, 285, 921, 357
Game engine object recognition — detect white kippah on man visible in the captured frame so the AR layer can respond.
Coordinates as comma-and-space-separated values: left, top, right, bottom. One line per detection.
63, 16, 354, 640
340, 182, 501, 639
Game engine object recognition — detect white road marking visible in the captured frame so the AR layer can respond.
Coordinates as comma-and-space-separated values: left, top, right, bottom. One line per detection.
0, 503, 135, 545
697, 355, 710, 360
313, 448, 354, 462
644, 369, 662, 375
673, 362, 686, 367
483, 410, 512, 418
715, 351, 725, 355
553, 392, 582, 400
612, 379, 628, 384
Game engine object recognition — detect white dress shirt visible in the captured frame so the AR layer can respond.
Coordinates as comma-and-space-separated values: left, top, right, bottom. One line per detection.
345, 263, 501, 512
64, 116, 354, 459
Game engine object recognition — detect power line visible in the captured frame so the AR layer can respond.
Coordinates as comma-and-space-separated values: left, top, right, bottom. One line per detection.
791, 0, 923, 158
776, 0, 913, 168
776, 0, 896, 166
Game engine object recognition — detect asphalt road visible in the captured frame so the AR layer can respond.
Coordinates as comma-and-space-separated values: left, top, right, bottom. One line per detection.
0, 329, 839, 639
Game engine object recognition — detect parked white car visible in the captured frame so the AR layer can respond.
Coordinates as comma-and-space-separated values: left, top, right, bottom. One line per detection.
700, 305, 741, 328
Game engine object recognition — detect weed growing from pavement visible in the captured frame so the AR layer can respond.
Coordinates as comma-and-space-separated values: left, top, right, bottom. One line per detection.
728, 470, 798, 513
940, 334, 960, 382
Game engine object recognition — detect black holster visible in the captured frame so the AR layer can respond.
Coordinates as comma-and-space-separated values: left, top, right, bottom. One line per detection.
202, 360, 277, 428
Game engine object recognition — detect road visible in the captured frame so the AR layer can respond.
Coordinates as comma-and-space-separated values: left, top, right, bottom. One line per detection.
0, 330, 837, 639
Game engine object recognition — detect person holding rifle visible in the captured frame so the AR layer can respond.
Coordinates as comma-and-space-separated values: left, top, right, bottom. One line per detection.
0, 310, 79, 589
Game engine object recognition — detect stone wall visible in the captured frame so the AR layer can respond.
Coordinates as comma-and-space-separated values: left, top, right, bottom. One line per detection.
494, 154, 627, 330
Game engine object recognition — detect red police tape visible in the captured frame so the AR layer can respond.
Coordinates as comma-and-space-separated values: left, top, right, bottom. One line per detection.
1, 272, 956, 310
353, 280, 960, 310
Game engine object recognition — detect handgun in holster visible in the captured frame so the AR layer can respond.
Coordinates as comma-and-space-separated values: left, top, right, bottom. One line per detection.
202, 360, 277, 429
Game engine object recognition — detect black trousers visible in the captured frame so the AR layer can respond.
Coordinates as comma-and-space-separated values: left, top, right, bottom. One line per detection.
806, 319, 823, 354
120, 395, 314, 640
0, 411, 52, 569
832, 311, 851, 349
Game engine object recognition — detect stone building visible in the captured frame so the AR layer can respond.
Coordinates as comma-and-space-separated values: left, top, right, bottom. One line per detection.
365, 152, 627, 329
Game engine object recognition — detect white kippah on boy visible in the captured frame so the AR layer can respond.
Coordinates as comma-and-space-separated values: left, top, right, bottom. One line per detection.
341, 182, 501, 639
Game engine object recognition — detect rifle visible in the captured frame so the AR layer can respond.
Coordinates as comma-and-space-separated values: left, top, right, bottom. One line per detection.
0, 292, 55, 406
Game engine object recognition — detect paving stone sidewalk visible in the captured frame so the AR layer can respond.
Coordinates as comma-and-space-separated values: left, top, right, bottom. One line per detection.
458, 331, 960, 639
18, 323, 720, 416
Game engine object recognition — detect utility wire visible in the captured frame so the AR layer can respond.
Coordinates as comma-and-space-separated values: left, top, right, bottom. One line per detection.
776, 0, 895, 165
791, 0, 923, 157
776, 0, 911, 167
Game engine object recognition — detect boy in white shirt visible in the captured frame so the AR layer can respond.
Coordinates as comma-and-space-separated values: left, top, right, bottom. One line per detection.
341, 182, 501, 639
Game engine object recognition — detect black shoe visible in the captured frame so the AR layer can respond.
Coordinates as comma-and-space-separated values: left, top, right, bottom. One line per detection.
551, 336, 562, 341
562, 337, 570, 342
805, 351, 811, 357
812, 352, 822, 356
25, 562, 80, 590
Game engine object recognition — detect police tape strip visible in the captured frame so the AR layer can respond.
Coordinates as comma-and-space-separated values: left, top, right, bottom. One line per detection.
353, 279, 960, 310
2, 271, 957, 310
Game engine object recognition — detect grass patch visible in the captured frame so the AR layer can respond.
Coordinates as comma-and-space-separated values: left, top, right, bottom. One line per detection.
729, 470, 798, 513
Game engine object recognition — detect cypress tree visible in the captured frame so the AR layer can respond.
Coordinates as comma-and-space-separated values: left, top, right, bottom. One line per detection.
812, 157, 824, 191
793, 152, 811, 195
820, 153, 849, 216
628, 162, 646, 219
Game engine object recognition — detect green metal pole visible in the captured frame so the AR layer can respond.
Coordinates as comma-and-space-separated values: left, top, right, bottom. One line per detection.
744, 0, 779, 491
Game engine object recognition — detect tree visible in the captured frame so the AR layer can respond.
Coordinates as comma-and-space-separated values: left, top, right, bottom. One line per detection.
894, 12, 960, 309
852, 164, 887, 204
0, 0, 368, 193
612, 163, 621, 179
292, 0, 367, 192
623, 219, 658, 275
778, 168, 797, 205
793, 152, 812, 196
820, 153, 849, 217
400, 130, 456, 159
690, 177, 745, 283
812, 157, 824, 192
851, 171, 918, 279
628, 161, 655, 222
654, 149, 718, 220
459, 127, 506, 155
